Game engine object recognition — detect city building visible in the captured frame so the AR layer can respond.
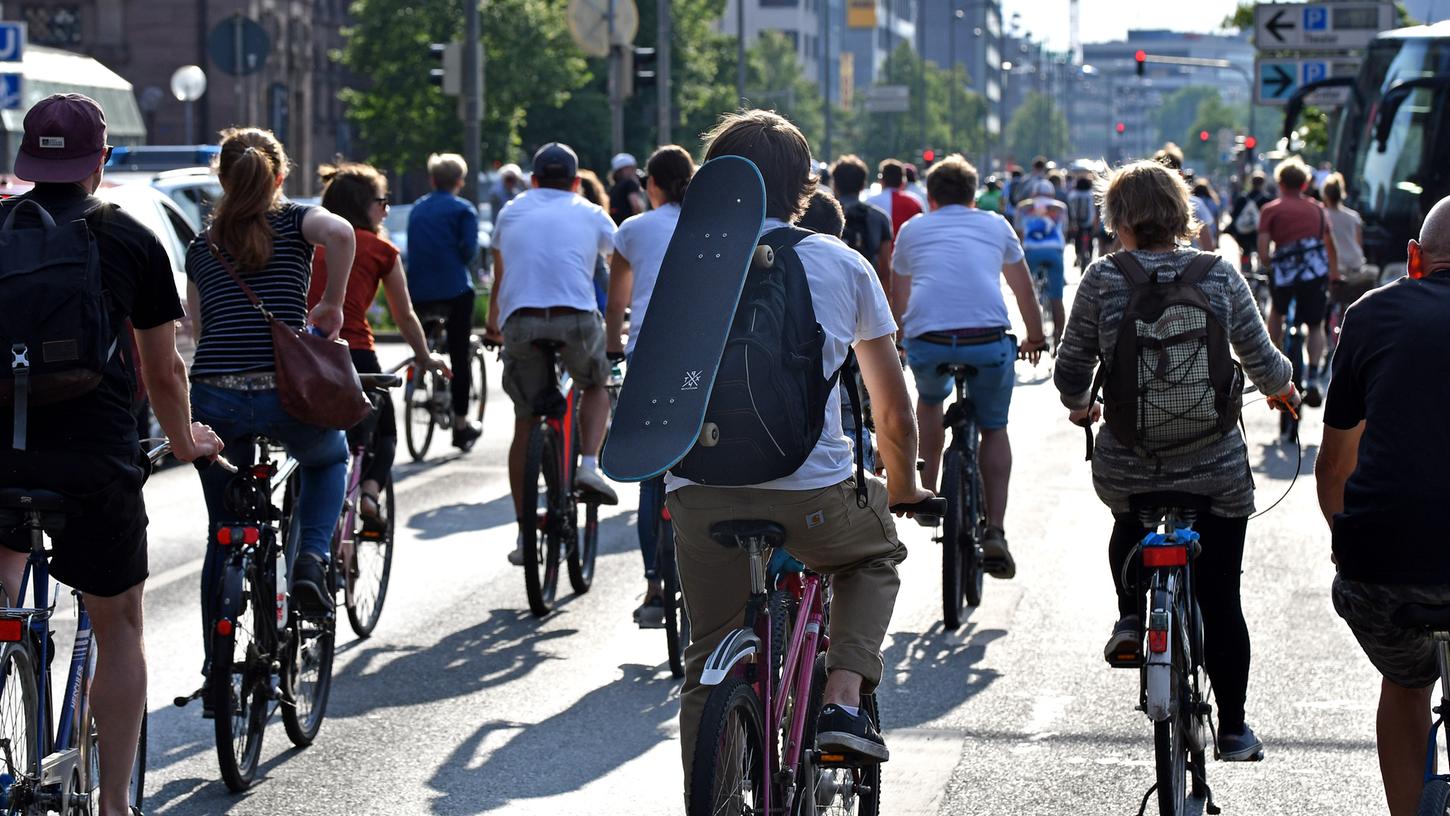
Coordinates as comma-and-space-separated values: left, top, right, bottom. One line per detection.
718, 0, 847, 105
918, 0, 1002, 163
839, 0, 916, 92
2, 0, 355, 194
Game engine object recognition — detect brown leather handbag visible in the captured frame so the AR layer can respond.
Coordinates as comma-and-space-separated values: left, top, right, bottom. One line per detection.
206, 234, 372, 430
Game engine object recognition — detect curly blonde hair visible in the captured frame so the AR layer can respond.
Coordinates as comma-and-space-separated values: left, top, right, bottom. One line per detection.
1097, 160, 1201, 249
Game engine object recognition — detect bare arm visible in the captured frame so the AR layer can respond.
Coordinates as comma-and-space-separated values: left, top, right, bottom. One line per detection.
1257, 232, 1272, 270
1323, 213, 1338, 277
855, 334, 930, 506
1315, 421, 1364, 529
485, 248, 505, 339
301, 208, 356, 340
135, 321, 221, 462
605, 252, 633, 355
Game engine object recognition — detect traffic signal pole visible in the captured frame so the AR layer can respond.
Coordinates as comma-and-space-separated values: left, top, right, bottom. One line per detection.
463, 1, 482, 205
658, 0, 671, 144
1135, 51, 1256, 157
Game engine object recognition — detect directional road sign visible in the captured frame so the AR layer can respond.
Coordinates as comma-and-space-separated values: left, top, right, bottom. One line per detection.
1255, 57, 1360, 106
864, 84, 910, 113
0, 22, 25, 63
1254, 2, 1395, 51
0, 73, 23, 110
207, 14, 271, 77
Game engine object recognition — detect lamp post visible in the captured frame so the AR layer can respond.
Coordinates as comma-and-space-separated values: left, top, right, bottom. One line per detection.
949, 7, 964, 151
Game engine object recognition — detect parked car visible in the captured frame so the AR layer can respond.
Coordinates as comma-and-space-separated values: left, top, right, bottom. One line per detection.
104, 145, 219, 173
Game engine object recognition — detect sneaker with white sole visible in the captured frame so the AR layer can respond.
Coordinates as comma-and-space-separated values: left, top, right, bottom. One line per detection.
575, 465, 619, 505
1218, 722, 1265, 761
815, 704, 889, 763
980, 526, 1016, 579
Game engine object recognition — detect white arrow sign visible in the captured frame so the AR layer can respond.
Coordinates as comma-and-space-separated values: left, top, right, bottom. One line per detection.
1254, 2, 1395, 51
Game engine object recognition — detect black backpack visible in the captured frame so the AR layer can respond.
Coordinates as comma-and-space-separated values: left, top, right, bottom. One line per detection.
673, 226, 863, 488
0, 198, 115, 450
841, 201, 881, 263
1092, 251, 1243, 460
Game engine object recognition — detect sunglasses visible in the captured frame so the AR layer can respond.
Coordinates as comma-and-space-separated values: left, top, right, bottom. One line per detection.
103, 145, 114, 163
373, 196, 390, 205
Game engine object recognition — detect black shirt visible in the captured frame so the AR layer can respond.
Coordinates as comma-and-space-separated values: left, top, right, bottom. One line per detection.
608, 177, 642, 226
1324, 272, 1450, 584
186, 203, 314, 376
0, 183, 182, 456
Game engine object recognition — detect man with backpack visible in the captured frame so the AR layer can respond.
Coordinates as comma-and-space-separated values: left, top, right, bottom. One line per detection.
665, 110, 933, 785
0, 93, 223, 816
830, 154, 893, 296
1054, 159, 1296, 762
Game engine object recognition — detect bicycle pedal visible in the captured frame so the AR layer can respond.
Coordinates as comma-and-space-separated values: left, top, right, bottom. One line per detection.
1106, 654, 1143, 669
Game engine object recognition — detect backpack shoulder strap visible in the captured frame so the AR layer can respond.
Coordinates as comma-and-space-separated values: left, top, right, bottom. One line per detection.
1107, 251, 1152, 286
1178, 252, 1219, 285
761, 225, 812, 250
838, 348, 869, 508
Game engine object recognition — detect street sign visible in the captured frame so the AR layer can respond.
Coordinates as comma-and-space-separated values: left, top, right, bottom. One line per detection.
1254, 57, 1359, 106
0, 22, 25, 63
206, 14, 271, 77
1254, 2, 1395, 51
847, 0, 876, 29
567, 0, 638, 58
0, 73, 22, 110
864, 84, 910, 113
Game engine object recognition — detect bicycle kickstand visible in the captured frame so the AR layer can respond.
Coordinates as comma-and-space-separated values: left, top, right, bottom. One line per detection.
1135, 783, 1157, 816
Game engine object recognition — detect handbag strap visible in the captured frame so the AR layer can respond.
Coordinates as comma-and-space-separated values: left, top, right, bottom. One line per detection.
204, 230, 275, 321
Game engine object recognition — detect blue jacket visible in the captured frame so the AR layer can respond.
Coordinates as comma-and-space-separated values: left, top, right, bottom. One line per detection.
406, 190, 478, 302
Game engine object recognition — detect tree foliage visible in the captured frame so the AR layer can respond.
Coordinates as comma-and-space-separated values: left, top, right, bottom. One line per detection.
742, 31, 826, 154
1004, 91, 1069, 164
1224, 0, 1417, 30
837, 43, 986, 166
1154, 87, 1221, 150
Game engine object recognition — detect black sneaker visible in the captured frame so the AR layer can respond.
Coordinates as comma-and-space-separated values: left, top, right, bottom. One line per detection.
815, 704, 889, 763
291, 553, 333, 614
453, 419, 483, 451
1218, 722, 1265, 761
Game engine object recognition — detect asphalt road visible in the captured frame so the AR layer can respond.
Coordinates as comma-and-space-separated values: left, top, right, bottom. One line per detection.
125, 250, 1386, 816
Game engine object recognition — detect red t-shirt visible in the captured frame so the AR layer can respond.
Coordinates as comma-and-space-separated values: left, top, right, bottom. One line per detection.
1258, 194, 1325, 246
308, 228, 399, 351
888, 190, 922, 236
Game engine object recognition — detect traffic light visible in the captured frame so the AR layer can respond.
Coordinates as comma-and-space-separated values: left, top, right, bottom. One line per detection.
1243, 135, 1257, 150
1135, 50, 1146, 78
633, 46, 657, 91
1199, 130, 1210, 142
1115, 121, 1126, 135
429, 42, 462, 96
922, 148, 936, 163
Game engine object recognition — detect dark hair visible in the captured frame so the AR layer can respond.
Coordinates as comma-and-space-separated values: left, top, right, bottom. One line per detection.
1322, 172, 1346, 206
646, 145, 694, 205
1032, 156, 1048, 171
427, 153, 466, 188
904, 163, 919, 183
830, 154, 869, 198
986, 179, 1000, 191
319, 162, 386, 234
926, 154, 977, 206
212, 127, 288, 272
797, 189, 845, 237
1153, 142, 1185, 171
1074, 176, 1092, 191
877, 159, 904, 189
576, 168, 606, 205
703, 109, 815, 222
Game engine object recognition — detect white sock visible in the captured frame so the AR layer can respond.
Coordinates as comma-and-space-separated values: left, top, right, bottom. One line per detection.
836, 704, 860, 718
581, 455, 599, 471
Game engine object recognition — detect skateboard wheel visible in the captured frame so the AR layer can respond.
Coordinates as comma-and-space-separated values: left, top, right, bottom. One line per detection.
699, 422, 720, 447
752, 245, 774, 270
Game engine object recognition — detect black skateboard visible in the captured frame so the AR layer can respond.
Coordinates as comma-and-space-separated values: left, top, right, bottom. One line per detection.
602, 155, 773, 482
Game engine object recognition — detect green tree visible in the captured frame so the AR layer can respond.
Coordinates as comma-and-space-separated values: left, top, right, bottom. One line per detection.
742, 31, 826, 153
1224, 0, 1417, 29
1154, 87, 1221, 149
1184, 94, 1240, 164
841, 43, 986, 166
1004, 92, 1069, 164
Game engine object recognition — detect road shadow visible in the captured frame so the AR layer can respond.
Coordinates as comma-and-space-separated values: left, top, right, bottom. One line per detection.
425, 663, 676, 813
1254, 440, 1319, 481
878, 620, 1006, 730
407, 493, 517, 540
393, 450, 468, 481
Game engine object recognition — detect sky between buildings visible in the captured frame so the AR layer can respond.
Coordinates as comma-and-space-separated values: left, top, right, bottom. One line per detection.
998, 0, 1245, 50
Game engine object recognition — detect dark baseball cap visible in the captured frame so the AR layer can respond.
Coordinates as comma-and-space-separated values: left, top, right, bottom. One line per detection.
532, 142, 578, 182
14, 94, 108, 184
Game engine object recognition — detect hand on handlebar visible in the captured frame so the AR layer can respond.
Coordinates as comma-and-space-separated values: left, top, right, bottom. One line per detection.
1019, 336, 1049, 365
606, 350, 627, 364
888, 486, 938, 518
483, 322, 503, 349
1069, 402, 1102, 428
1267, 383, 1302, 420
170, 421, 225, 464
417, 352, 452, 379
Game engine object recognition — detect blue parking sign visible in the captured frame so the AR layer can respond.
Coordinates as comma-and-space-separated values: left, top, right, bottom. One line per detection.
1304, 6, 1329, 31
1303, 61, 1328, 84
0, 74, 22, 110
0, 23, 24, 62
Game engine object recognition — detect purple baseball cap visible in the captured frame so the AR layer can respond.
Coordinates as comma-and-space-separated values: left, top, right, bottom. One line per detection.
15, 94, 108, 184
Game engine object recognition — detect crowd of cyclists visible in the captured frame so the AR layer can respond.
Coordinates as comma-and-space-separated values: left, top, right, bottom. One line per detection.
0, 90, 1444, 816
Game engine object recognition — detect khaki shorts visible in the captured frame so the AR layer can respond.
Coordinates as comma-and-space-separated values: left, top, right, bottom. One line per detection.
501, 310, 610, 418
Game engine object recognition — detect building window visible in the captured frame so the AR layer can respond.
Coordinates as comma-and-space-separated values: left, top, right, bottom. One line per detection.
780, 29, 799, 50
760, 0, 798, 7
21, 5, 82, 47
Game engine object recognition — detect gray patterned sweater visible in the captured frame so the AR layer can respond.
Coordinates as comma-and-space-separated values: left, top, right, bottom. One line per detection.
1053, 249, 1293, 517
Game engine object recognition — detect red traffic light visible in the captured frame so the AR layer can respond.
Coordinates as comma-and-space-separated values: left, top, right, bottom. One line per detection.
1199, 130, 1210, 142
1134, 50, 1146, 62
1115, 121, 1126, 134
923, 149, 935, 163
1243, 136, 1257, 150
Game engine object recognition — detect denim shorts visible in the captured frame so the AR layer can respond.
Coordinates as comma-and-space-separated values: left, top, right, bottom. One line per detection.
1026, 247, 1066, 300
904, 334, 1017, 427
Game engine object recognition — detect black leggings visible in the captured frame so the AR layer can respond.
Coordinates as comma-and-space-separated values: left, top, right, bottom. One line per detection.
1108, 512, 1251, 730
415, 293, 475, 417
349, 349, 396, 489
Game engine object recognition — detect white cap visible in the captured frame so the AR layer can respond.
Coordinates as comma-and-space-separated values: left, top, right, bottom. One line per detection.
499, 162, 521, 179
610, 152, 637, 172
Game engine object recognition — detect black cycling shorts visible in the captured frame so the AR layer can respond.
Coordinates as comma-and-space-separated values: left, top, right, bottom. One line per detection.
0, 451, 149, 597
1270, 277, 1329, 326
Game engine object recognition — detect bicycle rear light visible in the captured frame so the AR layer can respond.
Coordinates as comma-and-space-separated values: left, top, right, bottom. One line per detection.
1142, 545, 1187, 568
216, 619, 233, 637
1147, 629, 1168, 654
250, 464, 276, 480
217, 526, 261, 546
0, 618, 22, 642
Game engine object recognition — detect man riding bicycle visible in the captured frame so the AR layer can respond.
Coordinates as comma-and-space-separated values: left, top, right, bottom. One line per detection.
487, 142, 619, 566
665, 110, 933, 790
890, 155, 1048, 579
1014, 179, 1069, 347
1318, 195, 1450, 816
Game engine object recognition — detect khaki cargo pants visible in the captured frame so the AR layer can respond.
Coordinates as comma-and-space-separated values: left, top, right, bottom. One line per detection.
666, 476, 907, 788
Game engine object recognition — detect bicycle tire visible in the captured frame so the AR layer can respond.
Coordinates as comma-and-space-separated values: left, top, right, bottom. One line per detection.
211, 561, 269, 792
1416, 776, 1450, 815
472, 344, 488, 424
77, 697, 147, 813
281, 605, 335, 747
770, 590, 798, 694
1154, 705, 1188, 815
688, 677, 768, 816
347, 479, 396, 638
797, 653, 881, 816
403, 370, 437, 461
940, 450, 966, 630
0, 643, 39, 808
522, 424, 562, 616
962, 461, 986, 609
567, 499, 598, 594
659, 512, 688, 679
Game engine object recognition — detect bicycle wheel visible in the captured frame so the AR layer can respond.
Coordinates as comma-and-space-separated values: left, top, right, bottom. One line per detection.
210, 561, 270, 792
1416, 777, 1450, 815
689, 677, 768, 816
75, 699, 146, 814
281, 603, 335, 747
962, 462, 986, 608
347, 479, 395, 638
0, 644, 39, 808
796, 653, 881, 816
940, 450, 966, 630
403, 369, 437, 461
472, 344, 488, 424
521, 424, 562, 616
658, 512, 689, 679
1153, 701, 1189, 815
567, 499, 598, 594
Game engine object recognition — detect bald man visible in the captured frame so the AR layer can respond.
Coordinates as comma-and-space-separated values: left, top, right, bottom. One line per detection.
1316, 195, 1450, 816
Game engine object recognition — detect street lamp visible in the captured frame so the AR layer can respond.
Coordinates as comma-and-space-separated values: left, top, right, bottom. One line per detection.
949, 7, 964, 151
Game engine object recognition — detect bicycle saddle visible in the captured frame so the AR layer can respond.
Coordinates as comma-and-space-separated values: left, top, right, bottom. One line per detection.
709, 520, 786, 550
1128, 492, 1212, 515
0, 488, 70, 512
1392, 603, 1450, 632
937, 363, 979, 378
532, 339, 567, 352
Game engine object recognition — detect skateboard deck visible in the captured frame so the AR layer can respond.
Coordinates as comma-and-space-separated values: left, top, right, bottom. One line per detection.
602, 155, 767, 482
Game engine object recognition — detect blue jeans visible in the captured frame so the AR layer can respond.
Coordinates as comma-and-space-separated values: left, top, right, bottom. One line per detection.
1026, 247, 1066, 300
904, 335, 1017, 428
191, 383, 348, 668
637, 476, 663, 581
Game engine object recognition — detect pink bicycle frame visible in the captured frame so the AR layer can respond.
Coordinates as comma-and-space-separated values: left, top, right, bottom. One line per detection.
753, 566, 829, 813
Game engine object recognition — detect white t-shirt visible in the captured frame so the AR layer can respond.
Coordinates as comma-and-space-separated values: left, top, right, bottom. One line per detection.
493, 188, 616, 324
1191, 196, 1217, 241
666, 219, 897, 493
892, 204, 1024, 337
613, 203, 681, 354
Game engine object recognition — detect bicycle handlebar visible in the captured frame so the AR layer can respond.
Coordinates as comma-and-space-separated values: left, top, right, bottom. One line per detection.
358, 373, 403, 390
889, 497, 947, 516
144, 441, 237, 474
